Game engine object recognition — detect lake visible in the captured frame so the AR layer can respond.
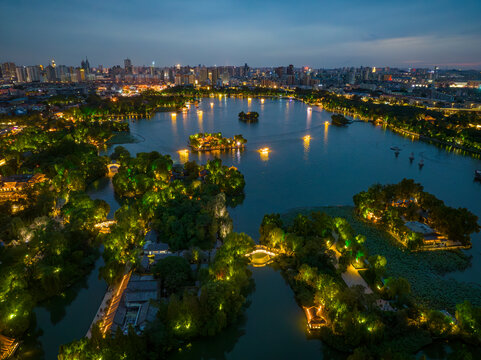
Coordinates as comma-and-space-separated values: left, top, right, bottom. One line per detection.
34, 97, 481, 359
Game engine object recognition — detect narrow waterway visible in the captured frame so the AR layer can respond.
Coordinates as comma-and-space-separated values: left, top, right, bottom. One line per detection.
32, 178, 120, 359
169, 266, 345, 360
33, 97, 481, 358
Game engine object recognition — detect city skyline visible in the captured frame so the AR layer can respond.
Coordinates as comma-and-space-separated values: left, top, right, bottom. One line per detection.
1, 0, 481, 69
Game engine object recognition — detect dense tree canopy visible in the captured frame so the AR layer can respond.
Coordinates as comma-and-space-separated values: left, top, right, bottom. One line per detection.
354, 179, 480, 247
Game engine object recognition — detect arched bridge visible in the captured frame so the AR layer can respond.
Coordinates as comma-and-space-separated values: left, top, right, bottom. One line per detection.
95, 220, 117, 234
245, 245, 292, 267
245, 245, 286, 257
107, 163, 120, 177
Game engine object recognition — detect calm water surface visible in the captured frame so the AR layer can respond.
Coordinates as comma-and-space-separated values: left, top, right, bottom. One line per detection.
34, 98, 481, 359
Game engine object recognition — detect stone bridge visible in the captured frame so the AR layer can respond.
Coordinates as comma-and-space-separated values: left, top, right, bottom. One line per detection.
245, 245, 291, 267
94, 220, 117, 234
107, 163, 120, 177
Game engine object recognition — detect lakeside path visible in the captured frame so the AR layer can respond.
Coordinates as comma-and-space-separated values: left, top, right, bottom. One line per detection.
330, 234, 373, 294
86, 270, 131, 338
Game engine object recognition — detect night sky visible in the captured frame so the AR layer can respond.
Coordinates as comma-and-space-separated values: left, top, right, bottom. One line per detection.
1, 0, 481, 69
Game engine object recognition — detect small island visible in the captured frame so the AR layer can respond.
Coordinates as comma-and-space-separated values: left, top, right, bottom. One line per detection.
331, 114, 351, 126
238, 111, 259, 123
353, 179, 480, 250
258, 208, 481, 358
188, 132, 247, 151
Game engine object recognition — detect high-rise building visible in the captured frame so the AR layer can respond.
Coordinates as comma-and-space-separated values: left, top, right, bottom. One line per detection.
175, 73, 182, 85
347, 68, 356, 84
243, 63, 249, 77
81, 57, 90, 74
56, 65, 70, 82
221, 70, 230, 84
26, 65, 41, 82
275, 66, 284, 78
15, 66, 28, 82
2, 62, 17, 80
287, 64, 294, 75
124, 58, 133, 74
150, 61, 155, 76
199, 67, 208, 84
211, 67, 219, 85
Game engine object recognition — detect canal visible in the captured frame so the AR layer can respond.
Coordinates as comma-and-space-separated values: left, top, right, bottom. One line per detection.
34, 97, 481, 358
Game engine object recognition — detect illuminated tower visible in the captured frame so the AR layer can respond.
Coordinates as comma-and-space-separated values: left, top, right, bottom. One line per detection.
124, 58, 132, 74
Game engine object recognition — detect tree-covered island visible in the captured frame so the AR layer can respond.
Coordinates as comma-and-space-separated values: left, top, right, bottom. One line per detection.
238, 111, 259, 123
331, 114, 351, 126
188, 132, 247, 152
353, 179, 480, 250
258, 209, 481, 358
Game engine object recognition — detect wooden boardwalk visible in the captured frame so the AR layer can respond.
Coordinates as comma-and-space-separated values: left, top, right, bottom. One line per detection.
87, 270, 131, 338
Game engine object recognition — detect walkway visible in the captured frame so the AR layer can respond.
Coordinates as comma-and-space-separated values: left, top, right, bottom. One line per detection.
330, 234, 372, 294
86, 270, 131, 338
0, 334, 18, 360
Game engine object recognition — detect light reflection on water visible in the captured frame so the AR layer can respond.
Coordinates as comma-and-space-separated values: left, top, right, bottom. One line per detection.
303, 136, 311, 160
35, 97, 481, 360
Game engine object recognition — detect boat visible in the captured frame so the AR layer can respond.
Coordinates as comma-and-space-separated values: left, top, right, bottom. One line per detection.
409, 152, 414, 163
475, 170, 481, 181
390, 146, 401, 151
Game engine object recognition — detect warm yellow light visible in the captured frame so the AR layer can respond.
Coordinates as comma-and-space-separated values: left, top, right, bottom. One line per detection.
261, 98, 265, 103
197, 110, 203, 115
324, 121, 330, 125
303, 135, 311, 141
171, 112, 176, 118
307, 107, 312, 111
248, 97, 252, 101
210, 102, 214, 107
178, 149, 189, 162
258, 147, 270, 154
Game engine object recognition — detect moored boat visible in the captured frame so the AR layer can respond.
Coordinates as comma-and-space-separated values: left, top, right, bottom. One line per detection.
475, 170, 481, 181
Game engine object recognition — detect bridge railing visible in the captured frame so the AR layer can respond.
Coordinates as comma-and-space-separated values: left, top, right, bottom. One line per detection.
245, 245, 293, 257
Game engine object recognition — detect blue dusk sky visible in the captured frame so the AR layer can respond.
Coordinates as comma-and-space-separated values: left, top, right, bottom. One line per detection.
1, 0, 481, 69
